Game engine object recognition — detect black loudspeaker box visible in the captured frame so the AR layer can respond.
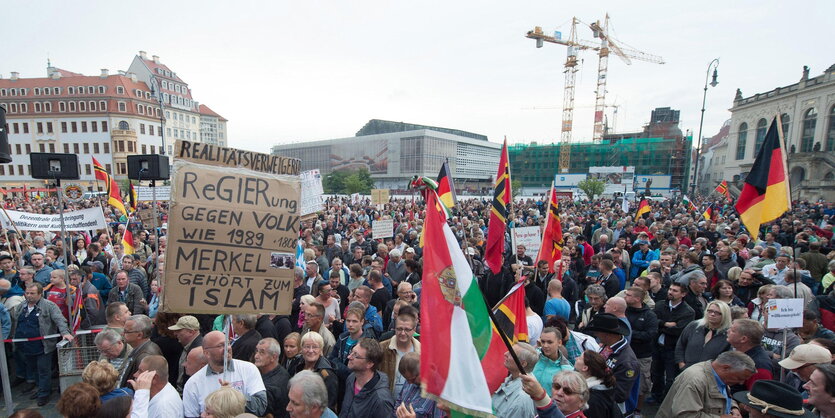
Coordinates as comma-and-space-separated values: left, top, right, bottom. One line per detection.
30, 153, 79, 180
127, 154, 170, 180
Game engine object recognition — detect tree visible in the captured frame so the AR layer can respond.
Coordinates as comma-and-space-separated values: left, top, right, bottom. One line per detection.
323, 168, 375, 194
511, 179, 522, 199
322, 171, 348, 194
577, 178, 606, 201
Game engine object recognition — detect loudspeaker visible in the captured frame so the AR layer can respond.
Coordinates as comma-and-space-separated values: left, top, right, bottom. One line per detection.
127, 154, 170, 180
30, 153, 79, 180
0, 106, 11, 163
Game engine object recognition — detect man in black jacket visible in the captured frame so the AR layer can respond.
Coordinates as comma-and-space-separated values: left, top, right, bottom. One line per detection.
651, 282, 695, 402
254, 338, 290, 418
683, 274, 710, 320
231, 314, 262, 362
624, 286, 658, 415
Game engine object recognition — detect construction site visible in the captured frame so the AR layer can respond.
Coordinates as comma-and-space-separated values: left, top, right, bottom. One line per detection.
512, 14, 693, 196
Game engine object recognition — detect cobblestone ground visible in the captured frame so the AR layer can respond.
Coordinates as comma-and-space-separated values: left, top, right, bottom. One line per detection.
1, 376, 61, 417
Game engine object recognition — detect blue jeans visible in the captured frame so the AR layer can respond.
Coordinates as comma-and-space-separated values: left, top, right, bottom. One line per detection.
16, 350, 52, 398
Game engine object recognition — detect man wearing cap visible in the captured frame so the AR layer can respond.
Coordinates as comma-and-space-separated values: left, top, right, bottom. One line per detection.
585, 312, 639, 407
658, 351, 755, 418
734, 379, 815, 418
631, 240, 657, 280
779, 343, 833, 397
169, 315, 203, 393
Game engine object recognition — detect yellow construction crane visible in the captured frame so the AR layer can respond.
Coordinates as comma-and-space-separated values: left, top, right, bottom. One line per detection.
526, 14, 664, 173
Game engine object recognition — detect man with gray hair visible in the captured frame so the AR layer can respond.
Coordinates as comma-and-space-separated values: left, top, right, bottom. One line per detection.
254, 338, 290, 418
385, 248, 406, 285
120, 314, 161, 388
287, 370, 337, 417
95, 328, 132, 373
492, 342, 538, 417
658, 351, 755, 417
232, 314, 262, 362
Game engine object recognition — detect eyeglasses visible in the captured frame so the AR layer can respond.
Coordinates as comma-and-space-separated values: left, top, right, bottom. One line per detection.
395, 327, 414, 334
347, 352, 366, 360
123, 329, 141, 335
552, 383, 575, 395
302, 345, 320, 352
706, 309, 722, 316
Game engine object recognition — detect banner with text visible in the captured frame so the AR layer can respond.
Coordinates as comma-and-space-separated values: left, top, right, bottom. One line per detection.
372, 218, 394, 239
164, 140, 301, 315
0, 207, 108, 232
135, 186, 172, 201
300, 169, 325, 216
511, 226, 542, 259
765, 298, 805, 329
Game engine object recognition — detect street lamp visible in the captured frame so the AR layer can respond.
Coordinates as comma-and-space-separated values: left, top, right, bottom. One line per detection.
149, 75, 166, 155
691, 58, 719, 195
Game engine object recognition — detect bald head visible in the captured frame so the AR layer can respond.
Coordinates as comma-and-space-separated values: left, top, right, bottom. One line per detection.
604, 296, 627, 316
0, 279, 10, 293
184, 346, 207, 376
203, 330, 225, 347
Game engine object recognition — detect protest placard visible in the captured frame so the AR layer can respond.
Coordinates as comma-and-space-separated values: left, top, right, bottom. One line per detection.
765, 298, 805, 329
0, 207, 107, 232
300, 169, 325, 216
372, 218, 394, 239
134, 208, 156, 230
511, 226, 542, 259
135, 186, 172, 201
371, 189, 390, 206
164, 140, 301, 315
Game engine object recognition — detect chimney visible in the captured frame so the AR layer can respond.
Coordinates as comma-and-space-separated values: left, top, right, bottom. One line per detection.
100, 69, 109, 78
127, 72, 137, 83
10, 72, 19, 81
152, 55, 160, 64
139, 50, 148, 59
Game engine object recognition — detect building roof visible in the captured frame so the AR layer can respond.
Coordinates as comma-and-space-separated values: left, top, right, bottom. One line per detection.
134, 54, 194, 100
355, 119, 487, 141
52, 67, 84, 77
198, 104, 227, 121
704, 119, 730, 149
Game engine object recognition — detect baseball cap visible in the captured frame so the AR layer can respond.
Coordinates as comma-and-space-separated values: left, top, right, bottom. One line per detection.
778, 344, 832, 370
405, 247, 415, 254
168, 315, 200, 331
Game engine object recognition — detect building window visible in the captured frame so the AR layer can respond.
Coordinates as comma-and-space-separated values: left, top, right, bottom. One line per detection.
46, 122, 53, 133
151, 145, 156, 154
754, 118, 768, 155
106, 163, 111, 172
8, 165, 12, 175
39, 144, 45, 152
34, 88, 41, 95
118, 102, 126, 112
138, 104, 144, 115
89, 101, 96, 111
22, 123, 28, 134
116, 86, 124, 94
68, 87, 75, 95
83, 143, 89, 154
85, 165, 91, 175
25, 144, 30, 153
55, 87, 61, 95
119, 121, 129, 130
100, 101, 107, 111
102, 121, 108, 132
20, 103, 27, 113
104, 143, 109, 153
81, 122, 88, 132
49, 144, 55, 153
140, 124, 146, 134
0, 166, 4, 175
71, 122, 78, 133
37, 122, 43, 134
59, 102, 66, 112
128, 142, 134, 152
9, 103, 17, 113
736, 122, 748, 160
142, 144, 147, 154
801, 108, 817, 153
74, 144, 80, 154
98, 86, 105, 94
44, 87, 51, 95
92, 121, 98, 132
94, 143, 100, 153
44, 102, 51, 112
79, 102, 86, 112
69, 102, 76, 112
64, 144, 69, 153
827, 105, 835, 152
149, 126, 154, 136
34, 103, 42, 112
15, 144, 21, 154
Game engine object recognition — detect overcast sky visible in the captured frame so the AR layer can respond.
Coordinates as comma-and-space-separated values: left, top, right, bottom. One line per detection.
5, 1, 833, 153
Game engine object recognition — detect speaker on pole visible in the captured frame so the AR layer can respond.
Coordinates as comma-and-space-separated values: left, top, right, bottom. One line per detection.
127, 154, 169, 181
30, 153, 79, 180
0, 106, 12, 164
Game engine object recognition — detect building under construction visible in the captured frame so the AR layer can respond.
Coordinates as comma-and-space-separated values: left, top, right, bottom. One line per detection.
509, 107, 692, 194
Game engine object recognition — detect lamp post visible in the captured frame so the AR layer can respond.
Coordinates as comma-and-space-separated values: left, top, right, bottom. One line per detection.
149, 75, 166, 155
691, 58, 719, 195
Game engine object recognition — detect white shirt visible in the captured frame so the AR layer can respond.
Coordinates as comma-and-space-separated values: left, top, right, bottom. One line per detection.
527, 313, 544, 346
182, 359, 266, 417
762, 263, 788, 285
131, 383, 183, 418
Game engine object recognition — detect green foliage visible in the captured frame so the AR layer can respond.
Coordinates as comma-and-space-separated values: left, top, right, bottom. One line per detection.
511, 179, 522, 198
323, 168, 375, 194
577, 178, 606, 201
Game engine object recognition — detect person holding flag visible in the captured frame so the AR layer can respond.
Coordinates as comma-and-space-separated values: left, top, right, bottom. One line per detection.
735, 116, 791, 240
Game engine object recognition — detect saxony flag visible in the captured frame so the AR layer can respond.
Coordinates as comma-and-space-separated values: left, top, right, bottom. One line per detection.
421, 191, 503, 417
735, 116, 790, 240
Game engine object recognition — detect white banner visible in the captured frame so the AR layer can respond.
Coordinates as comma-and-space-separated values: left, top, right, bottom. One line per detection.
135, 186, 171, 201
372, 219, 394, 239
300, 170, 325, 216
511, 226, 542, 259
765, 298, 805, 329
0, 207, 108, 232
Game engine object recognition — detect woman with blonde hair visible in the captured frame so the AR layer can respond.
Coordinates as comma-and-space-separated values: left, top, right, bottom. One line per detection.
675, 300, 732, 369
82, 360, 133, 402
202, 386, 245, 418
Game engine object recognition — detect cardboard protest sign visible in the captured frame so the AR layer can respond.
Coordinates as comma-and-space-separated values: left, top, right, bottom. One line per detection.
511, 226, 542, 259
1, 207, 107, 232
372, 218, 394, 239
164, 140, 301, 315
135, 208, 156, 230
371, 189, 390, 205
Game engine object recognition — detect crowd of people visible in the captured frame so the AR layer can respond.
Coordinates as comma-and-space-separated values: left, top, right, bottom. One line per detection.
0, 192, 834, 417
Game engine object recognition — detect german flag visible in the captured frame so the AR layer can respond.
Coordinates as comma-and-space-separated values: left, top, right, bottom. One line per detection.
715, 180, 730, 198
122, 228, 135, 255
702, 203, 718, 221
436, 160, 458, 212
92, 157, 128, 217
535, 182, 563, 273
735, 116, 790, 240
128, 182, 138, 213
634, 198, 650, 221
485, 138, 512, 274
492, 281, 529, 344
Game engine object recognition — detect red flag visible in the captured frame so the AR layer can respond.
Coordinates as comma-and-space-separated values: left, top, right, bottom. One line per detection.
485, 138, 511, 274
715, 180, 730, 198
70, 285, 83, 333
535, 183, 563, 273
492, 281, 529, 343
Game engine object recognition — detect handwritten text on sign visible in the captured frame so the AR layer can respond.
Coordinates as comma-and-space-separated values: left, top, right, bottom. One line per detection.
511, 226, 542, 259
164, 140, 301, 315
